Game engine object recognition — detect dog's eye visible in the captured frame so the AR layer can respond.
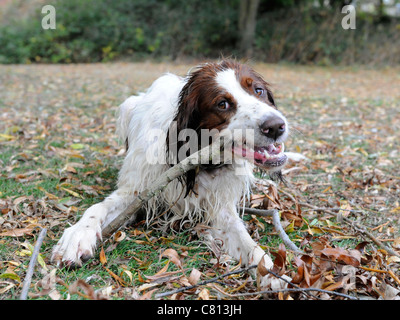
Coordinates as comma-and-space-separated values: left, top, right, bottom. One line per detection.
217, 100, 230, 110
255, 88, 264, 96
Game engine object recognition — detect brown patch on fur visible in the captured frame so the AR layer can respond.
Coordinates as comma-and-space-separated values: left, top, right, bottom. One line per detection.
225, 61, 277, 108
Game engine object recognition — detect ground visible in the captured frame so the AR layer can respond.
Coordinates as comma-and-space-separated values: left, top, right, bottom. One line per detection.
0, 62, 399, 300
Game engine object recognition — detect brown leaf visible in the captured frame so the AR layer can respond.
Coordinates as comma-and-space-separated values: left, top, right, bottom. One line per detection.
198, 288, 210, 300
355, 241, 369, 253
161, 248, 182, 270
178, 276, 192, 287
152, 261, 170, 278
271, 243, 286, 275
105, 267, 127, 286
99, 246, 107, 265
69, 279, 107, 300
144, 270, 182, 283
257, 255, 269, 277
291, 256, 305, 284
139, 288, 158, 300
64, 165, 77, 174
0, 226, 35, 237
319, 253, 334, 271
278, 243, 286, 261
137, 271, 146, 283
262, 184, 281, 210
321, 247, 361, 267
301, 254, 313, 269
324, 279, 343, 291
303, 262, 311, 287
114, 231, 126, 242
310, 241, 326, 256
188, 268, 201, 285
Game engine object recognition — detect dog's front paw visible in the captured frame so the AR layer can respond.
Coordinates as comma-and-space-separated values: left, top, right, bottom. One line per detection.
51, 223, 101, 268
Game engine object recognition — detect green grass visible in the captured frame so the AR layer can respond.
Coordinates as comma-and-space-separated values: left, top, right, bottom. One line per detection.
1, 62, 399, 300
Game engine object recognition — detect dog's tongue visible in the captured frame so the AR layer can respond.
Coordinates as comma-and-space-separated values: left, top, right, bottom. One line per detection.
233, 143, 284, 164
233, 143, 287, 168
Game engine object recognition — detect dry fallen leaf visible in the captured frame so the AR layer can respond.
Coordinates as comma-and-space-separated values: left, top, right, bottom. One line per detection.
188, 268, 201, 285
69, 279, 108, 300
99, 246, 107, 265
198, 288, 210, 300
0, 226, 36, 237
321, 247, 361, 267
160, 248, 182, 270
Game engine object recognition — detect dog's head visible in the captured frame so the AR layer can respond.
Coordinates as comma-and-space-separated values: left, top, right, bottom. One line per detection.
167, 60, 289, 194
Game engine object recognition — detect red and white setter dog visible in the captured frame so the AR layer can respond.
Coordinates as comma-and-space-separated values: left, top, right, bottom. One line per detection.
52, 60, 289, 283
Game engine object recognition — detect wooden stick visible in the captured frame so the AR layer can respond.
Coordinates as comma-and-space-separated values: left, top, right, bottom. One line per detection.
299, 202, 400, 258
155, 264, 258, 299
155, 264, 323, 300
231, 287, 358, 300
20, 228, 47, 300
244, 207, 303, 254
101, 138, 227, 238
388, 270, 400, 287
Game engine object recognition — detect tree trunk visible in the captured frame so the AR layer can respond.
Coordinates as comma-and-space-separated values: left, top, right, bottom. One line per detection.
376, 0, 385, 20
238, 0, 260, 58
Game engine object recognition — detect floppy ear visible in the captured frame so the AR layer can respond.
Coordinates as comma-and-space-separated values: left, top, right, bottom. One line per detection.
175, 81, 201, 134
166, 79, 201, 197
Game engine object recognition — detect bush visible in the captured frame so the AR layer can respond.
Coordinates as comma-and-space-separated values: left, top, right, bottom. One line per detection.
255, 6, 400, 65
0, 0, 240, 63
0, 0, 399, 65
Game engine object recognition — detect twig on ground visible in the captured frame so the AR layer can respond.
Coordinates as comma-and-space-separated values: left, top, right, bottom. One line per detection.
20, 228, 47, 300
155, 264, 356, 300
353, 224, 400, 258
155, 264, 258, 299
302, 207, 366, 214
299, 202, 400, 258
244, 207, 303, 254
231, 287, 358, 300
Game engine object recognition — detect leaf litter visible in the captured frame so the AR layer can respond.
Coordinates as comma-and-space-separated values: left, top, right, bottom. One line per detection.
0, 63, 399, 300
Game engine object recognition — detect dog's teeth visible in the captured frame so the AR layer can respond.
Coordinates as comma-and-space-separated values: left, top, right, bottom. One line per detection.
264, 150, 270, 159
281, 143, 285, 153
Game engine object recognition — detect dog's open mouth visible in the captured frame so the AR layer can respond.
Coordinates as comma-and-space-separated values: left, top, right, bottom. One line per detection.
233, 142, 288, 168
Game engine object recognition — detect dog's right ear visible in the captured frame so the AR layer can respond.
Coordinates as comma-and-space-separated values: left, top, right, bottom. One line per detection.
175, 79, 202, 134
166, 78, 202, 198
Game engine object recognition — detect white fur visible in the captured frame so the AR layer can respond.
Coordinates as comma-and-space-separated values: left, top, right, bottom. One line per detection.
52, 67, 288, 274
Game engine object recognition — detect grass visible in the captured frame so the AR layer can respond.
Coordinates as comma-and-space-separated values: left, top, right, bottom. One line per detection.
1, 62, 399, 300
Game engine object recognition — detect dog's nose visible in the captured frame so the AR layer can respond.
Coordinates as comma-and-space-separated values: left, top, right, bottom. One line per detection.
260, 116, 286, 140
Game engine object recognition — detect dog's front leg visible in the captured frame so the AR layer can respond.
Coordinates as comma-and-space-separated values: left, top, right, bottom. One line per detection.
209, 207, 290, 291
209, 207, 273, 271
51, 190, 130, 268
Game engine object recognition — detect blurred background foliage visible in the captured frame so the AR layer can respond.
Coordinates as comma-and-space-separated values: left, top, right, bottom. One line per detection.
0, 0, 399, 65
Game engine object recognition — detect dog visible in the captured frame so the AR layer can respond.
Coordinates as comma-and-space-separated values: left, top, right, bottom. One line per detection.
52, 60, 289, 282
